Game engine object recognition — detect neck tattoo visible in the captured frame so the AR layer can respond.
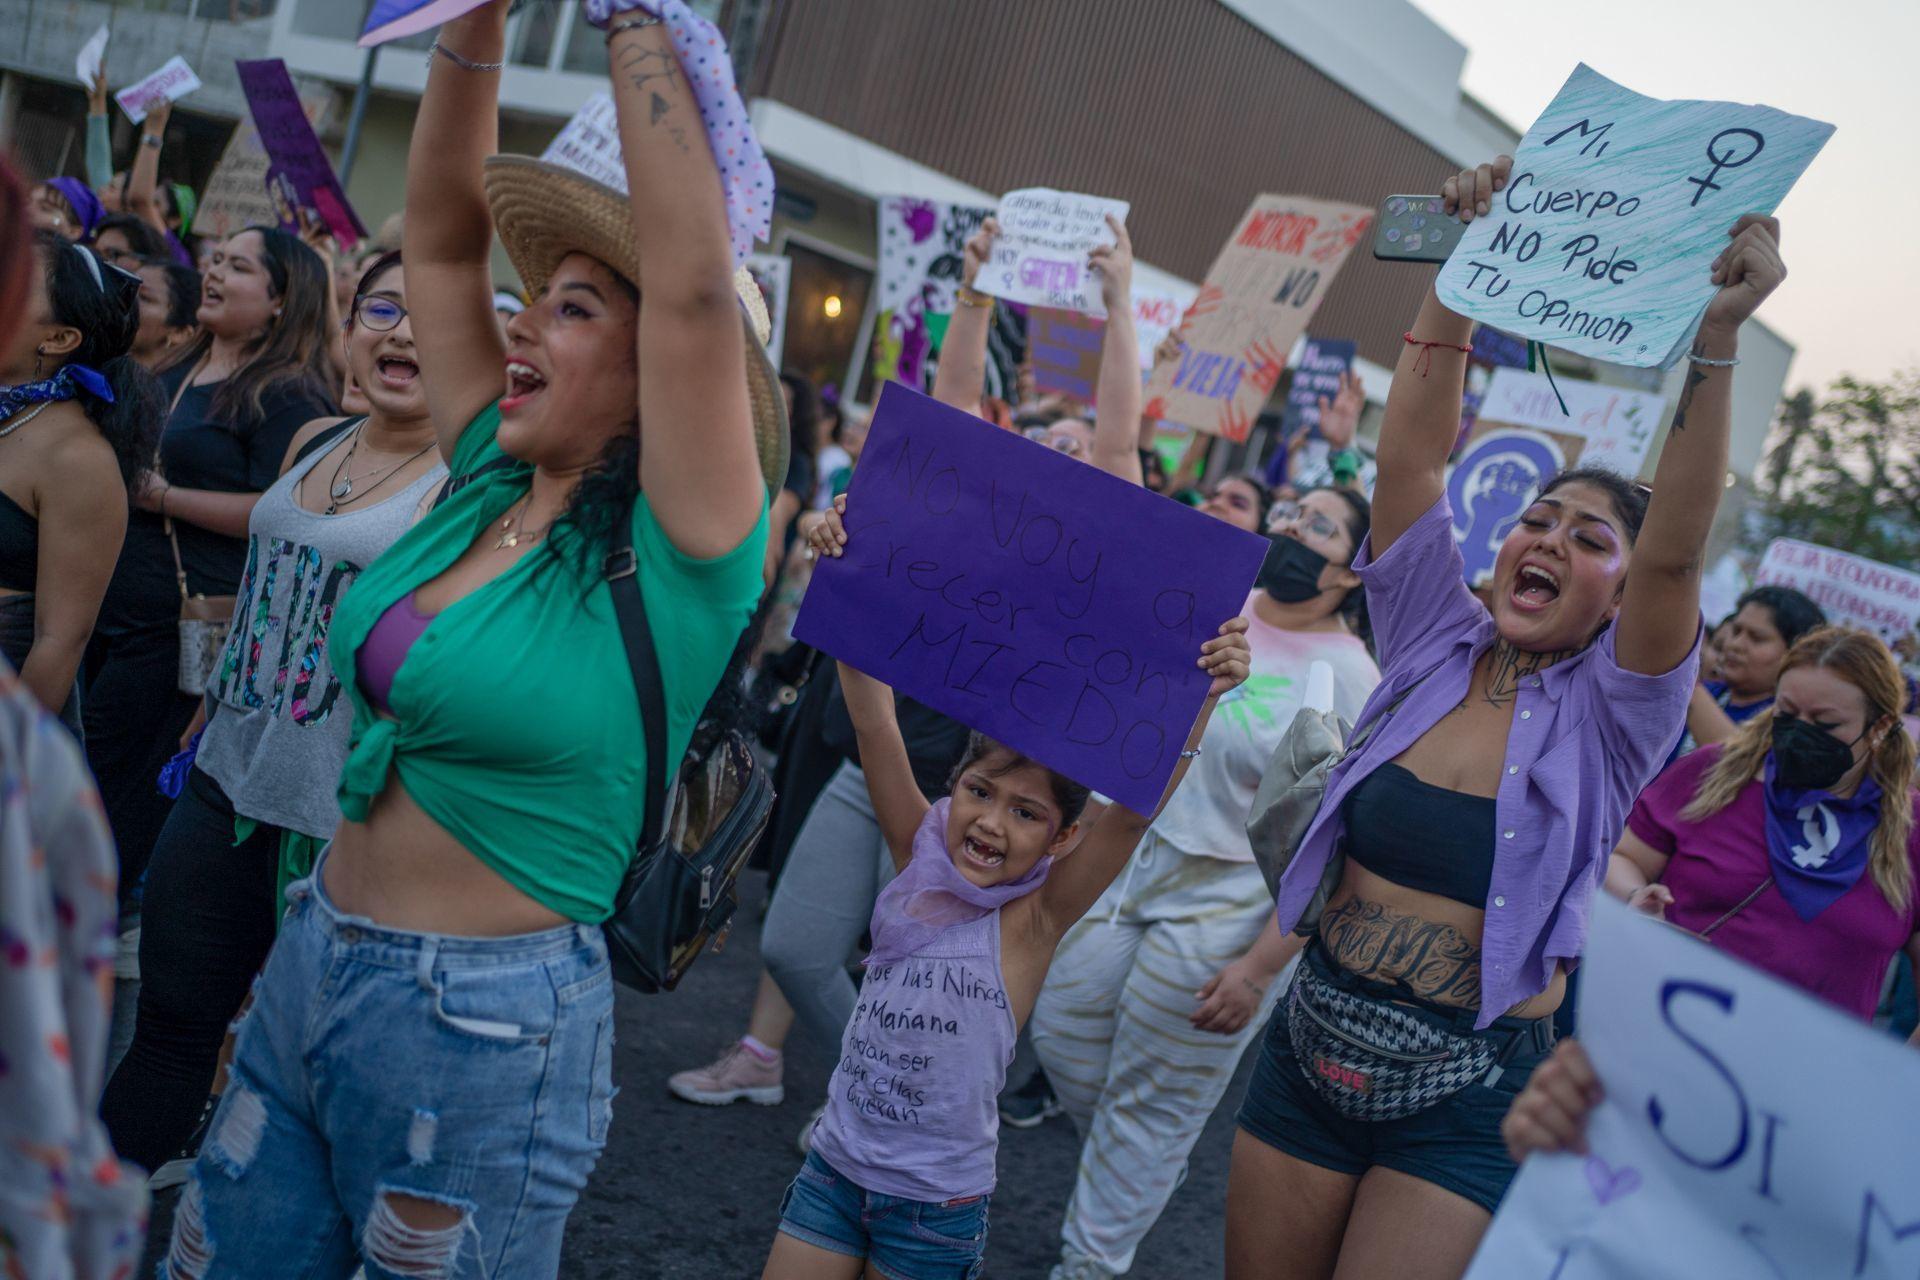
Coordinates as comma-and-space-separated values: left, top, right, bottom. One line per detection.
1480, 641, 1574, 709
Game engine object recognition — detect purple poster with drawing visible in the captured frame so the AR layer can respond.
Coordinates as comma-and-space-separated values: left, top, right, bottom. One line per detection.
794, 383, 1269, 814
235, 59, 367, 250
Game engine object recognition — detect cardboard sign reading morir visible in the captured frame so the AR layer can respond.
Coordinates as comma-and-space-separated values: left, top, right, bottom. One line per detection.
1463, 896, 1920, 1280
1143, 195, 1371, 442
1436, 64, 1834, 369
981, 188, 1130, 317
793, 383, 1269, 813
1755, 539, 1920, 645
235, 60, 367, 249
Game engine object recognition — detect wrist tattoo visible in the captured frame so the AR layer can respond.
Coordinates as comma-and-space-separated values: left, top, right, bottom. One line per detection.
1671, 366, 1708, 432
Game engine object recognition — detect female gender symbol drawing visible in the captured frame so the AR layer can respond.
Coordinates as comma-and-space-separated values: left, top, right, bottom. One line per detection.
1686, 128, 1766, 206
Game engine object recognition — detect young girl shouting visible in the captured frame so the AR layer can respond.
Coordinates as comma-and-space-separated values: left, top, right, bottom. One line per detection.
762, 505, 1252, 1279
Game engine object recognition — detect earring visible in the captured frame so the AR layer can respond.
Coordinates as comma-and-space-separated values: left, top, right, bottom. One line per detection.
32, 350, 44, 380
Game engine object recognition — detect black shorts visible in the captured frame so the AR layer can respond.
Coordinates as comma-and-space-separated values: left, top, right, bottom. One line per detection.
1235, 951, 1550, 1214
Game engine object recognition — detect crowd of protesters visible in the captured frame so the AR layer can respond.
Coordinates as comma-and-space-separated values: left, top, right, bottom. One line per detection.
0, 3, 1914, 1279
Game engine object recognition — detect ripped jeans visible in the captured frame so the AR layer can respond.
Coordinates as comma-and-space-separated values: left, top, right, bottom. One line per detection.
162, 855, 614, 1279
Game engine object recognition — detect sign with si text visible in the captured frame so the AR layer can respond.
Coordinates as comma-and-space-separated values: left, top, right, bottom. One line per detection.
236, 59, 367, 249
980, 188, 1130, 317
1464, 896, 1920, 1280
1436, 64, 1833, 369
794, 382, 1268, 814
1143, 195, 1370, 442
1754, 539, 1920, 646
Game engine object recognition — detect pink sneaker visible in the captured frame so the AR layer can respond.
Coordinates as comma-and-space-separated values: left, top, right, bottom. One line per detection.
668, 1040, 785, 1106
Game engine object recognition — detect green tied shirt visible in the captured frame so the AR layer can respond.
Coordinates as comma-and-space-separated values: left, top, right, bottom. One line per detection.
328, 401, 768, 922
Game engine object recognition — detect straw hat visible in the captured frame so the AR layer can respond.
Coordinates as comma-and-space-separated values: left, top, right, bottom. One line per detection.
483, 155, 789, 493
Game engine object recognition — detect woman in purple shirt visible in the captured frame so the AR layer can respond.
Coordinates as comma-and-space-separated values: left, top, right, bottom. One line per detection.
1226, 154, 1791, 1280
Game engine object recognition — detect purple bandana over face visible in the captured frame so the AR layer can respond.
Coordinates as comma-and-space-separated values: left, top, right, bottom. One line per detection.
1762, 756, 1882, 922
864, 798, 1051, 968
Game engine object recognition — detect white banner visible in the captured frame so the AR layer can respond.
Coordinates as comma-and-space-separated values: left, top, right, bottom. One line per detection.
1755, 538, 1920, 645
1465, 896, 1920, 1280
979, 187, 1130, 317
540, 92, 627, 194
75, 24, 109, 90
1479, 367, 1666, 478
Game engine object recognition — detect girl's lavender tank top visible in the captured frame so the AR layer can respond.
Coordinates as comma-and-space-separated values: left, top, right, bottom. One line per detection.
808, 909, 1017, 1202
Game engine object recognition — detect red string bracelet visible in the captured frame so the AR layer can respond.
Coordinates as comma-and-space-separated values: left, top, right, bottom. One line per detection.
1403, 331, 1474, 377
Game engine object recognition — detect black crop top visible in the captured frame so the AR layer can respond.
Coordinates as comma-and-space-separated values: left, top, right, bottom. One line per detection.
0, 488, 38, 592
1341, 763, 1498, 909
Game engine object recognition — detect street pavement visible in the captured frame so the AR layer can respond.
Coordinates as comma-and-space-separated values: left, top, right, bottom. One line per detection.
142, 870, 1252, 1277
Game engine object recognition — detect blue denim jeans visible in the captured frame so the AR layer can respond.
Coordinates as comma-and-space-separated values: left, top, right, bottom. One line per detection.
777, 1151, 989, 1280
162, 857, 615, 1279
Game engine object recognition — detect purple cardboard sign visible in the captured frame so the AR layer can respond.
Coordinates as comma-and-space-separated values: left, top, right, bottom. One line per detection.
794, 382, 1269, 814
235, 60, 367, 250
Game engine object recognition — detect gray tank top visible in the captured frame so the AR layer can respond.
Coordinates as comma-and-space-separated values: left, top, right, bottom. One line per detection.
196, 431, 447, 838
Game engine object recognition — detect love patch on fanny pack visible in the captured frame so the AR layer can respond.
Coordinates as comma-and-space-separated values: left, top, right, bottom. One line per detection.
1312, 1056, 1372, 1094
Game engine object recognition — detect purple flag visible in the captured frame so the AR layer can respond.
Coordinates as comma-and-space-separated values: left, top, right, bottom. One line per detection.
359, 0, 492, 47
794, 383, 1269, 814
235, 60, 368, 250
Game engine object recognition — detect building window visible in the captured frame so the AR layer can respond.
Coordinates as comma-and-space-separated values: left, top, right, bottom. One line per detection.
560, 6, 611, 75
782, 241, 873, 402
511, 2, 561, 68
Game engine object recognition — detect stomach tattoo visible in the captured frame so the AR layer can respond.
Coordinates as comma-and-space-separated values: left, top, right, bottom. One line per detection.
1317, 897, 1484, 1008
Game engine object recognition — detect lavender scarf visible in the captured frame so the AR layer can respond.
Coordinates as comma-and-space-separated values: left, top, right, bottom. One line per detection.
865, 798, 1051, 968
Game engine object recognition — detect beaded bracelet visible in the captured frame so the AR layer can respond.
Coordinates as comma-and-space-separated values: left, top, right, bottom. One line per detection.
428, 41, 503, 73
956, 286, 996, 310
607, 13, 665, 38
1688, 352, 1740, 368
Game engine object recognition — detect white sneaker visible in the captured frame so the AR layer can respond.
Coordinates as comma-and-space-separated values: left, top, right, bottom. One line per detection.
667, 1040, 785, 1106
796, 1104, 826, 1155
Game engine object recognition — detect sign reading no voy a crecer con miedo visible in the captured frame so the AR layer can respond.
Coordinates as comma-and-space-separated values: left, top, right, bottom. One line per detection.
1436, 65, 1833, 368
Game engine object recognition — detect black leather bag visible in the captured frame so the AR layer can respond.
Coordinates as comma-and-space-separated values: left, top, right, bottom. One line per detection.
601, 529, 775, 994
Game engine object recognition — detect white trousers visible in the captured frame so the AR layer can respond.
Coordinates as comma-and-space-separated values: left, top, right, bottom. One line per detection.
1030, 833, 1283, 1277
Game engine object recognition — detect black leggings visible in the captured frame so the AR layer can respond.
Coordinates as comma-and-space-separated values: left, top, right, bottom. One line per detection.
81, 619, 200, 909
101, 766, 281, 1172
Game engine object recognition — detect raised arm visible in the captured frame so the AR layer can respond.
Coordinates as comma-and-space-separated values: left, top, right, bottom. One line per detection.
404, 1, 508, 459
85, 67, 112, 191
607, 15, 764, 559
1037, 618, 1250, 933
837, 660, 932, 870
931, 218, 998, 416
1615, 215, 1785, 676
124, 99, 171, 234
1088, 214, 1142, 484
1371, 156, 1510, 556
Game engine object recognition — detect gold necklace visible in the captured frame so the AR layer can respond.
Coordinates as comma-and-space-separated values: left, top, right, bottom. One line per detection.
494, 495, 555, 550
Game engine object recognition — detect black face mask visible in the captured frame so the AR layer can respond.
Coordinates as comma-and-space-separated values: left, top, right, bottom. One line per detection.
1258, 536, 1332, 604
1770, 714, 1862, 792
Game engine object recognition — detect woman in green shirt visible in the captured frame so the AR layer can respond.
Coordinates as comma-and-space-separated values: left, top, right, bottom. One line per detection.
157, 3, 784, 1276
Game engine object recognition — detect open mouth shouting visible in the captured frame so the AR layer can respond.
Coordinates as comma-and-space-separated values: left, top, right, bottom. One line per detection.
960, 834, 1006, 872
374, 355, 419, 390
1511, 562, 1561, 613
503, 359, 548, 413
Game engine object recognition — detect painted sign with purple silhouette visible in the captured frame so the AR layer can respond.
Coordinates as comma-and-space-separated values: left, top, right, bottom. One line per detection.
873, 197, 993, 393
1462, 896, 1920, 1280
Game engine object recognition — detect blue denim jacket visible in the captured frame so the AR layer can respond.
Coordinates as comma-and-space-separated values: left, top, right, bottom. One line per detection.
1273, 496, 1699, 1027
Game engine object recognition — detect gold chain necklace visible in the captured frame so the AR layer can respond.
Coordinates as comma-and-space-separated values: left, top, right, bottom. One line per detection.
494, 494, 556, 550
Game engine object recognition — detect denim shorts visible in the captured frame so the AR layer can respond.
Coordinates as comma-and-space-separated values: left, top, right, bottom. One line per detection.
162, 855, 614, 1279
778, 1151, 990, 1280
1234, 948, 1549, 1214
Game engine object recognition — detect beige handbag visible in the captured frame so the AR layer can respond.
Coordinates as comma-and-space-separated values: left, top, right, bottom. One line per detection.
158, 359, 236, 696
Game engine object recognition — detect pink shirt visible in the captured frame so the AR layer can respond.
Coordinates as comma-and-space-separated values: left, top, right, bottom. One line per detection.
1627, 745, 1920, 1021
1273, 496, 1699, 1028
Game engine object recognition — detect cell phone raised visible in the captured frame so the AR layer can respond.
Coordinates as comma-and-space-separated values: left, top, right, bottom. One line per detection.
1371, 195, 1466, 265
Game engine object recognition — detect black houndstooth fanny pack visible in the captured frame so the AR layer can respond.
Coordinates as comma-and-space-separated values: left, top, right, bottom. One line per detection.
1286, 949, 1551, 1122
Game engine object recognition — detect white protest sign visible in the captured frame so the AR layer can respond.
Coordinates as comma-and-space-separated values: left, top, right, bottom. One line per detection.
1479, 367, 1666, 478
1132, 285, 1195, 372
1465, 896, 1920, 1280
980, 188, 1130, 317
1437, 64, 1834, 368
744, 252, 790, 369
75, 25, 109, 91
540, 91, 627, 193
115, 56, 202, 125
1755, 539, 1920, 645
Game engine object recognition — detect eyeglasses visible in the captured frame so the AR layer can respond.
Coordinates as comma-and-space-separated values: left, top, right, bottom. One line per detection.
1269, 500, 1343, 543
353, 296, 408, 332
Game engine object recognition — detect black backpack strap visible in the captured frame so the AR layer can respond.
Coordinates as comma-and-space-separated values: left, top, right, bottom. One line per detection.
606, 526, 669, 856
431, 454, 517, 511
291, 415, 365, 468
